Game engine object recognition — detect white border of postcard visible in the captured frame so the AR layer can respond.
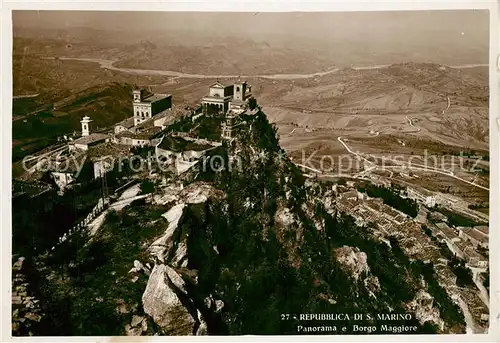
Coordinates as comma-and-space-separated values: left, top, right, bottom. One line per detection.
1, 1, 498, 343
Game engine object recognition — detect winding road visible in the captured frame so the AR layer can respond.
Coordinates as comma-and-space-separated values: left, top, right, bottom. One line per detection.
337, 137, 489, 191
442, 96, 451, 115
404, 115, 421, 133
42, 57, 488, 80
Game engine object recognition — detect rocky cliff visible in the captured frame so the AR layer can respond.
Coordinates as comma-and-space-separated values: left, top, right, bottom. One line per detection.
21, 109, 466, 335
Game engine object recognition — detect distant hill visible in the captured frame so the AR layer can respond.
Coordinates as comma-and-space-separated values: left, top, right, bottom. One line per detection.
261, 63, 489, 150
262, 63, 487, 112
12, 82, 134, 161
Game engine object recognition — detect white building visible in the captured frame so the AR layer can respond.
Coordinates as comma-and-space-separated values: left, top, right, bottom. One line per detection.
114, 117, 135, 134
93, 156, 113, 179
201, 80, 252, 115
69, 133, 109, 152
69, 116, 109, 151
155, 135, 214, 170
49, 153, 88, 191
132, 88, 172, 126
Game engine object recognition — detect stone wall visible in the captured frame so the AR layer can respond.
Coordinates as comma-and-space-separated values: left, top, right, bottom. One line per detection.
12, 257, 44, 336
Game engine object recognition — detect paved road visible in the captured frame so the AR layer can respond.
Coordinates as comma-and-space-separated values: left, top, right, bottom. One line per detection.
337, 136, 376, 166
42, 57, 488, 80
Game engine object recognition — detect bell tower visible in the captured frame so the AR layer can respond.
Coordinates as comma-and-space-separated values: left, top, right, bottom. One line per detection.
81, 115, 92, 137
133, 89, 143, 103
233, 79, 247, 101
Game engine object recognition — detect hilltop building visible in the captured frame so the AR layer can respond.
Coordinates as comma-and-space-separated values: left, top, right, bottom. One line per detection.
155, 135, 217, 174
201, 80, 252, 115
113, 127, 162, 147
132, 88, 172, 126
114, 117, 135, 135
69, 116, 109, 152
110, 88, 180, 147
69, 134, 109, 152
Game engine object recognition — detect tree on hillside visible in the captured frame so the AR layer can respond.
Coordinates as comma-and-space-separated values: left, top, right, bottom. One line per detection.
248, 97, 257, 110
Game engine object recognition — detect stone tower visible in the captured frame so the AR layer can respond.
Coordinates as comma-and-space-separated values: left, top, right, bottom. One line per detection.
133, 88, 144, 103
81, 115, 92, 137
233, 80, 247, 101
221, 112, 234, 140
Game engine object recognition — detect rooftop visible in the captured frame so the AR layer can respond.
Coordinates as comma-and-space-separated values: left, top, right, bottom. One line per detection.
209, 81, 227, 89
460, 227, 488, 244
463, 246, 487, 261
50, 153, 88, 173
435, 222, 458, 240
474, 226, 489, 235
151, 109, 172, 121
434, 264, 457, 283
70, 133, 109, 146
139, 93, 171, 104
158, 135, 213, 153
435, 222, 452, 231
87, 141, 130, 159
115, 117, 135, 129
117, 127, 162, 140
455, 240, 469, 253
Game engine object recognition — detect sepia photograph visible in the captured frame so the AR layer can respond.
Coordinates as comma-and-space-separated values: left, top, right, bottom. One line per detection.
8, 7, 494, 337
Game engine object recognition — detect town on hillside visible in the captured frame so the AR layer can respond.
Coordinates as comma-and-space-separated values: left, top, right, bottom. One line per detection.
12, 77, 490, 335
13, 79, 258, 193
10, 10, 491, 338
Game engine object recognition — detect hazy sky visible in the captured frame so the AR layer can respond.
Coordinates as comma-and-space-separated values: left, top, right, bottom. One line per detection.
12, 10, 489, 65
13, 10, 489, 40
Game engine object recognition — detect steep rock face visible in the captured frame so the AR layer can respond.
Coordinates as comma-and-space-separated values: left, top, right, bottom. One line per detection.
141, 182, 225, 335
142, 264, 205, 335
406, 289, 444, 330
334, 246, 370, 281
149, 204, 186, 262
132, 110, 466, 335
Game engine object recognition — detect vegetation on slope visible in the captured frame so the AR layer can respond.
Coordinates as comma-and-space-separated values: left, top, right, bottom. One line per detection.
12, 82, 134, 162
182, 110, 463, 334
357, 183, 419, 218
33, 203, 167, 336
16, 109, 467, 335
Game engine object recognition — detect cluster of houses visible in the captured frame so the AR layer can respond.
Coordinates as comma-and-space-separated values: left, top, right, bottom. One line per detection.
433, 221, 488, 269
40, 79, 254, 190
334, 183, 489, 328
335, 184, 409, 232
335, 183, 489, 269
